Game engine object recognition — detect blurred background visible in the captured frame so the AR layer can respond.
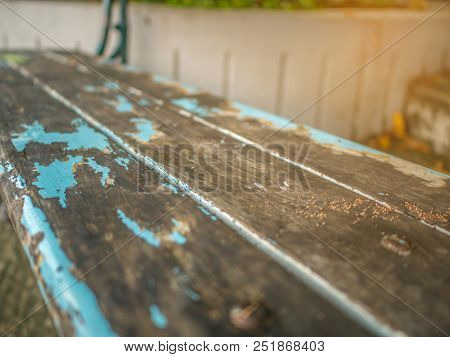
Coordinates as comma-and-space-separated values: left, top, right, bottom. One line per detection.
0, 0, 448, 335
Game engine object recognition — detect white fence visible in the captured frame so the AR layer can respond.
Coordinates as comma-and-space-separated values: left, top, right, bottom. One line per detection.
1, 1, 449, 140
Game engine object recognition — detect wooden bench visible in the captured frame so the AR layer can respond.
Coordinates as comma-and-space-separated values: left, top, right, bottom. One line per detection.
0, 51, 448, 337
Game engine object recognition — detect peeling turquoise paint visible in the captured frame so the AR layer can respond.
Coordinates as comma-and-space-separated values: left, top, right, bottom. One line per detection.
184, 288, 200, 302
86, 158, 110, 186
20, 195, 117, 336
171, 98, 210, 117
104, 81, 120, 90
162, 182, 181, 195
84, 82, 119, 92
169, 218, 187, 245
117, 209, 160, 247
115, 95, 134, 113
306, 127, 382, 155
126, 118, 155, 142
149, 304, 168, 329
9, 174, 26, 189
11, 119, 111, 152
5, 161, 13, 172
0, 160, 11, 174
138, 98, 152, 107
197, 206, 218, 221
33, 156, 83, 208
177, 82, 199, 95
425, 167, 450, 179
152, 74, 172, 85
171, 98, 298, 130
233, 102, 297, 129
114, 157, 130, 170
1, 161, 25, 188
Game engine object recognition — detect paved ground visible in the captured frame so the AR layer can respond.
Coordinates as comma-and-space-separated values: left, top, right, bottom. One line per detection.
0, 199, 56, 336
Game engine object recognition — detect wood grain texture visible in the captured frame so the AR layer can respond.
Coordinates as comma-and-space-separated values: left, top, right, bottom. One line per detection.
0, 64, 370, 337
2, 51, 448, 336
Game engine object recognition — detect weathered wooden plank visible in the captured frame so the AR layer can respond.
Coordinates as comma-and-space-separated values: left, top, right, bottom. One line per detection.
5, 51, 449, 336
65, 51, 449, 234
0, 66, 369, 336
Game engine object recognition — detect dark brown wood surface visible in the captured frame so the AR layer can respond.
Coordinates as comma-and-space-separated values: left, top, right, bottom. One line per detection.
0, 51, 449, 336
0, 65, 369, 337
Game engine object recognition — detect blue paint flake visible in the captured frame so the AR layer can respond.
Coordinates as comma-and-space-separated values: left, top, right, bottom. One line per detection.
9, 174, 26, 189
169, 218, 187, 245
86, 158, 110, 186
1, 161, 25, 189
152, 74, 172, 85
20, 195, 117, 336
117, 209, 160, 247
138, 98, 152, 107
126, 118, 155, 142
170, 230, 187, 245
162, 182, 180, 195
5, 161, 14, 172
149, 304, 168, 329
0, 160, 12, 174
197, 206, 218, 221
184, 288, 200, 302
104, 81, 120, 90
114, 95, 134, 113
0, 160, 14, 174
172, 98, 297, 129
233, 102, 297, 129
33, 156, 83, 208
11, 118, 111, 152
171, 98, 211, 117
425, 167, 450, 179
114, 157, 130, 170
306, 127, 383, 155
178, 82, 199, 95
